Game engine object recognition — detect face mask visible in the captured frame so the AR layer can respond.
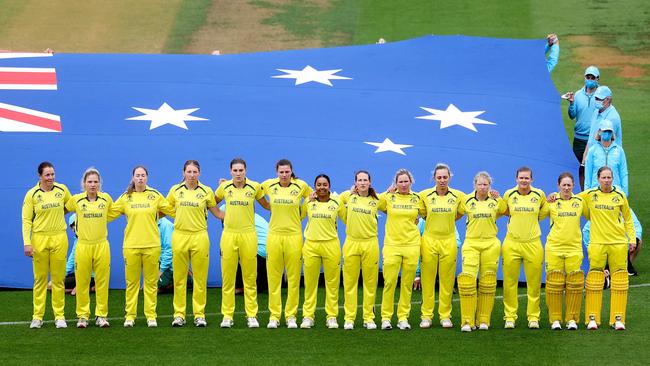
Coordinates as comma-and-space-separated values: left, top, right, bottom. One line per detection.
601, 131, 613, 141
585, 79, 598, 89
594, 101, 604, 110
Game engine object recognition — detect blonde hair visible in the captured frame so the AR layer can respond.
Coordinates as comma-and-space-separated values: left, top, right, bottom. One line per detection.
81, 167, 102, 192
473, 171, 492, 186
394, 168, 414, 185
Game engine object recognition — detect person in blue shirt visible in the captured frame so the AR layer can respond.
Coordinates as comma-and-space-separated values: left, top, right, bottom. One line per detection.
545, 34, 560, 73
586, 86, 622, 153
584, 119, 628, 195
565, 65, 600, 189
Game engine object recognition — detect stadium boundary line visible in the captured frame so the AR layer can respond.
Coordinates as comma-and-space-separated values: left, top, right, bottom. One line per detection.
1, 282, 648, 326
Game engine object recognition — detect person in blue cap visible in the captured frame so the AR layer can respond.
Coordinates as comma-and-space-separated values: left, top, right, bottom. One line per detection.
545, 34, 560, 72
584, 119, 628, 195
565, 65, 600, 189
585, 86, 622, 157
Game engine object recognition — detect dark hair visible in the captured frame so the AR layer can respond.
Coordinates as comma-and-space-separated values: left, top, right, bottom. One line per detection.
355, 170, 379, 199
127, 165, 148, 196
314, 174, 331, 187
230, 158, 247, 169
516, 166, 533, 179
597, 166, 613, 178
37, 161, 54, 176
276, 158, 296, 179
183, 160, 200, 172
557, 172, 574, 184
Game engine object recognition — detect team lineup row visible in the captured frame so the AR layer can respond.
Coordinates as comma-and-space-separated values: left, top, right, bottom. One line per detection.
22, 158, 636, 332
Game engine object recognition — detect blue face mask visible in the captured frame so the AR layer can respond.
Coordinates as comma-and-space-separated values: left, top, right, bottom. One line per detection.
594, 101, 604, 110
601, 130, 613, 141
585, 79, 598, 89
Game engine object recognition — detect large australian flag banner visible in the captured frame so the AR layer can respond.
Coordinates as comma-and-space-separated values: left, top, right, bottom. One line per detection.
0, 36, 575, 288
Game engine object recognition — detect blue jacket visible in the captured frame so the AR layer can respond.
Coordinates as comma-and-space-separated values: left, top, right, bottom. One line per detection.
545, 44, 559, 73
568, 87, 597, 140
588, 105, 622, 148
158, 217, 174, 272
66, 239, 77, 275
584, 141, 628, 195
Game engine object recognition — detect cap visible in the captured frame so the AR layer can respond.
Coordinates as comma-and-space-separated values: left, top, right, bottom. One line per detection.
594, 86, 612, 99
68, 213, 76, 227
599, 119, 614, 132
584, 65, 600, 78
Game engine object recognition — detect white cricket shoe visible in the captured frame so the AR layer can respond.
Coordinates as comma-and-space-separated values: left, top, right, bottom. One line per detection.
566, 320, 578, 330
29, 319, 43, 329
614, 320, 626, 331
419, 318, 432, 329
326, 318, 339, 329
504, 321, 515, 329
478, 323, 489, 331
363, 321, 377, 330
123, 319, 135, 328
247, 317, 259, 328
267, 319, 279, 329
55, 319, 68, 329
587, 319, 598, 330
397, 320, 411, 330
550, 320, 562, 330
95, 317, 110, 328
381, 320, 392, 330
194, 317, 207, 327
300, 317, 314, 329
171, 317, 186, 327
220, 318, 233, 328
147, 319, 158, 328
287, 317, 298, 329
344, 321, 354, 330
528, 321, 539, 329
461, 323, 472, 332
76, 318, 88, 328
440, 318, 453, 328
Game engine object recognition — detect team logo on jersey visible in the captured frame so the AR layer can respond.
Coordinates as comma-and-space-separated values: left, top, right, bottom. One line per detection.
98, 203, 106, 209
470, 202, 476, 210
311, 203, 317, 210
147, 194, 156, 201
272, 187, 279, 195
127, 195, 133, 202
430, 197, 436, 204
572, 201, 580, 208
179, 191, 185, 199
36, 194, 43, 203
390, 195, 396, 202
447, 197, 455, 204
512, 197, 518, 204
556, 202, 562, 209
228, 190, 233, 197
488, 202, 495, 209
328, 205, 337, 211
530, 197, 538, 203
410, 197, 418, 204
612, 196, 620, 203
290, 190, 299, 196
197, 192, 205, 199
81, 203, 87, 211
368, 200, 377, 207
55, 192, 63, 198
593, 194, 598, 202
351, 196, 357, 204
245, 191, 253, 198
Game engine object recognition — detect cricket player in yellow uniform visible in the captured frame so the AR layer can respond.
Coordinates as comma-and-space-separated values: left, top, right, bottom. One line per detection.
215, 158, 268, 329
340, 171, 381, 330
65, 168, 115, 328
167, 160, 222, 328
456, 171, 506, 332
261, 159, 311, 329
580, 166, 635, 330
300, 174, 344, 329
112, 165, 174, 328
22, 162, 72, 329
502, 167, 549, 329
545, 172, 588, 331
418, 163, 465, 329
380, 169, 426, 330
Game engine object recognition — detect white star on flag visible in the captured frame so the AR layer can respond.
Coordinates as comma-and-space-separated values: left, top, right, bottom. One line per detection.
416, 103, 496, 132
126, 102, 208, 130
272, 65, 352, 86
364, 138, 413, 155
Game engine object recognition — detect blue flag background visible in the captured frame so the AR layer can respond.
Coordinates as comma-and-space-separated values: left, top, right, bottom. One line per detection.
0, 35, 577, 289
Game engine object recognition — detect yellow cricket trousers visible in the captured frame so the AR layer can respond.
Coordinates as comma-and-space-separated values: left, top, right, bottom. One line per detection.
343, 237, 379, 323
220, 230, 258, 319
124, 246, 160, 321
502, 237, 543, 322
75, 239, 111, 319
31, 231, 68, 321
459, 237, 500, 327
302, 238, 341, 319
381, 244, 419, 322
266, 232, 303, 321
173, 229, 210, 319
420, 234, 457, 321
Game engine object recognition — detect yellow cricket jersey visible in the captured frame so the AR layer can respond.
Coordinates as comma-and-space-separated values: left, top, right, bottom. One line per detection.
215, 179, 264, 233
579, 187, 635, 245
303, 197, 344, 241
113, 186, 174, 248
379, 191, 425, 246
419, 187, 465, 238
167, 182, 216, 232
22, 182, 72, 246
504, 186, 549, 242
546, 194, 588, 251
261, 178, 311, 235
65, 192, 114, 245
339, 190, 381, 240
459, 191, 507, 240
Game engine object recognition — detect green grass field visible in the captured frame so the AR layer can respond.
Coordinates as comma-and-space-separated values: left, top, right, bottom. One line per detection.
1, 0, 649, 364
